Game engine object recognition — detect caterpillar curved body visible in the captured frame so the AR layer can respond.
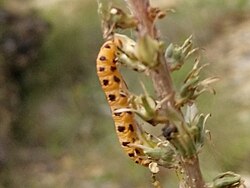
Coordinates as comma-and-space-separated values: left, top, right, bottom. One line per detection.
96, 40, 150, 166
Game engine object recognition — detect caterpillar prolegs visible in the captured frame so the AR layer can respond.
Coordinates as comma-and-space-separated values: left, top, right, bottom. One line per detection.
96, 40, 151, 166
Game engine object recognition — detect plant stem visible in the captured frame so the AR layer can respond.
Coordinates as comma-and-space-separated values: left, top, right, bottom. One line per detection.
181, 155, 205, 188
124, 0, 205, 187
125, 0, 175, 107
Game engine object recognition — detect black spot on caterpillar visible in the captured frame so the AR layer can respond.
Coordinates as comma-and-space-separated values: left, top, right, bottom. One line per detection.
110, 66, 117, 72
96, 40, 150, 166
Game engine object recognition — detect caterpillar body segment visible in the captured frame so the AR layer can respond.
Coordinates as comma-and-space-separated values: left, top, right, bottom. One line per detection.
96, 40, 151, 166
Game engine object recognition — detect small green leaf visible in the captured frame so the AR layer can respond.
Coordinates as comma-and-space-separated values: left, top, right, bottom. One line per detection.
213, 172, 242, 188
135, 35, 161, 67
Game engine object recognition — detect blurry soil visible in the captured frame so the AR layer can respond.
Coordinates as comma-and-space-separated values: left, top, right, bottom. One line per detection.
206, 17, 250, 117
205, 17, 250, 187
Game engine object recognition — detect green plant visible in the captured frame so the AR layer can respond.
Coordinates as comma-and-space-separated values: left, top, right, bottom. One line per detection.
96, 0, 246, 187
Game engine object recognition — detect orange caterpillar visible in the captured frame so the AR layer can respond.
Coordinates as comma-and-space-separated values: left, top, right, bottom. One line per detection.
96, 40, 150, 166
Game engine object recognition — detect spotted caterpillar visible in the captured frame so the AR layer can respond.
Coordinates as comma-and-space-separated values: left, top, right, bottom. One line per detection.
96, 39, 150, 166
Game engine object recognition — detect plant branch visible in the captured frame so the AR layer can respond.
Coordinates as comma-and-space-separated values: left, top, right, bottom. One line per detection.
125, 0, 175, 107
181, 156, 205, 188
123, 0, 205, 187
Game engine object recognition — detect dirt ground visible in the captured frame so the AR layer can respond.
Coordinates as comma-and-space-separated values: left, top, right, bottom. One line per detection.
206, 18, 250, 120
205, 17, 250, 187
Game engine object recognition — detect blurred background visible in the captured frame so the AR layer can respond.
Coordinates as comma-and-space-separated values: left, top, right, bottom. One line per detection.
0, 0, 249, 187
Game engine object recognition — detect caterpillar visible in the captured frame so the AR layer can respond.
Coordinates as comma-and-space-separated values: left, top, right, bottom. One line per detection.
96, 39, 151, 166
